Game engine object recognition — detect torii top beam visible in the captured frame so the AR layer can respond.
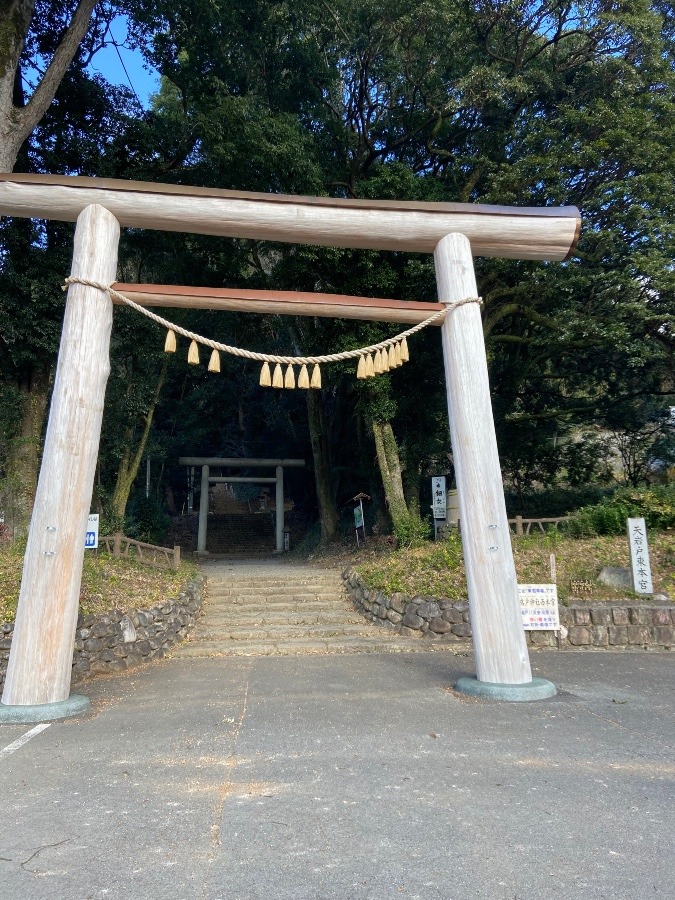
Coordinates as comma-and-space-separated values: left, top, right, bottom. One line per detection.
0, 174, 580, 261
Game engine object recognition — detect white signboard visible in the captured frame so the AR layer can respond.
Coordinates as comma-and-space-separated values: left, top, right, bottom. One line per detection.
354, 505, 364, 529
627, 517, 653, 594
431, 476, 446, 520
518, 584, 560, 630
85, 513, 99, 549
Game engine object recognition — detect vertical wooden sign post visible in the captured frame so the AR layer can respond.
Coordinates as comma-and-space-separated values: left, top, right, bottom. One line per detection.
434, 233, 555, 700
0, 204, 120, 721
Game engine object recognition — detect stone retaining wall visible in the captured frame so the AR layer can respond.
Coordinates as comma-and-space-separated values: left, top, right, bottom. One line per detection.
343, 568, 674, 650
0, 577, 204, 695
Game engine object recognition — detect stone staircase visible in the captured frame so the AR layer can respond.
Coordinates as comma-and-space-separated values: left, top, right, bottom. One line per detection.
171, 562, 432, 657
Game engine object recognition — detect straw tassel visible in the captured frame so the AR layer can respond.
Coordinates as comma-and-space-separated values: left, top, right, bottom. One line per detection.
164, 329, 177, 353
272, 364, 284, 388
394, 342, 402, 367
373, 349, 384, 374
188, 340, 200, 365
388, 344, 397, 368
284, 365, 296, 389
310, 364, 322, 388
298, 364, 310, 388
381, 349, 390, 372
260, 362, 272, 386
356, 355, 367, 379
208, 349, 220, 373
365, 354, 375, 377
400, 337, 409, 362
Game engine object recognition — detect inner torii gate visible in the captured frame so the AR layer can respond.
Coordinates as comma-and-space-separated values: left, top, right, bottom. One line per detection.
178, 457, 306, 554
0, 174, 580, 719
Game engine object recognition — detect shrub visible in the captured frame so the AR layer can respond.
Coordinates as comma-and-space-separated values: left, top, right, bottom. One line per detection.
393, 512, 430, 549
566, 485, 675, 536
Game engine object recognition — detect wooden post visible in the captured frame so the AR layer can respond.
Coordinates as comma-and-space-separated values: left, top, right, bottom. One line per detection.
173, 545, 181, 570
516, 515, 524, 535
434, 232, 532, 686
2, 204, 120, 707
275, 466, 284, 552
113, 532, 122, 558
197, 465, 209, 553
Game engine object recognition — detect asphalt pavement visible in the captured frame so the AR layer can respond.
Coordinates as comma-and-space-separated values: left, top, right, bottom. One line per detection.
0, 649, 673, 900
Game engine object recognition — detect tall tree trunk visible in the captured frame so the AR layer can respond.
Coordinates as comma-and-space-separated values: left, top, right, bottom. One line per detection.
0, 0, 98, 172
4, 366, 51, 532
110, 362, 167, 526
306, 388, 338, 544
372, 420, 408, 529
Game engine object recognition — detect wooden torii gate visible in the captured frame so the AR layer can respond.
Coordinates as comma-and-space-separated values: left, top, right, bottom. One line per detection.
177, 457, 306, 554
0, 174, 580, 719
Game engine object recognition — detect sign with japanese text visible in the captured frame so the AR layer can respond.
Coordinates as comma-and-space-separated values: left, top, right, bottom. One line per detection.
627, 517, 653, 594
431, 476, 446, 520
518, 584, 560, 630
85, 513, 99, 549
354, 505, 364, 529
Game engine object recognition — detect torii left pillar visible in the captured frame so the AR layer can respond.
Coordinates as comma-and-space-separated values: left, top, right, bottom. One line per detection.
0, 204, 120, 722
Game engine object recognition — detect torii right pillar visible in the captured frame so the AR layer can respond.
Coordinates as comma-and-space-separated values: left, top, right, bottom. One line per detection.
434, 233, 556, 700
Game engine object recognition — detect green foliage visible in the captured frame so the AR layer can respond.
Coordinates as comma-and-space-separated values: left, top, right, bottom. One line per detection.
357, 529, 464, 597
566, 486, 675, 536
125, 493, 171, 545
392, 512, 430, 549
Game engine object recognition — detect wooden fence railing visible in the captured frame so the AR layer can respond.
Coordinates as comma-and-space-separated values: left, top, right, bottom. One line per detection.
100, 533, 181, 570
507, 516, 571, 535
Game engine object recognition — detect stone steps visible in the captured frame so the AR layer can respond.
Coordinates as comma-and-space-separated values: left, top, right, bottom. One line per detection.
191, 623, 378, 641
173, 635, 457, 658
170, 564, 415, 658
202, 609, 364, 625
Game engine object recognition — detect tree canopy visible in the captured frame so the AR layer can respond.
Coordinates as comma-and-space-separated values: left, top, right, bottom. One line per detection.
0, 0, 673, 540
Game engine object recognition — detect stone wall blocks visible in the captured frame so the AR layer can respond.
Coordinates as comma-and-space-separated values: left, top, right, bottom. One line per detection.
654, 626, 674, 645
83, 637, 103, 653
402, 610, 424, 630
0, 638, 12, 651
451, 623, 472, 637
387, 610, 403, 625
462, 611, 471, 623
559, 609, 574, 627
531, 631, 555, 647
652, 610, 671, 625
626, 625, 653, 645
612, 608, 629, 625
429, 617, 452, 634
608, 626, 628, 645
630, 609, 653, 626
390, 595, 406, 614
591, 626, 609, 647
590, 609, 612, 626
441, 609, 463, 624
417, 601, 441, 619
568, 626, 592, 646
574, 610, 592, 625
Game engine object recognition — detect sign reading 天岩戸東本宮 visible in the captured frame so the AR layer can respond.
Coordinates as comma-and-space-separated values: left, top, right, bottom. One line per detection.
627, 517, 653, 594
85, 513, 99, 549
518, 584, 560, 631
431, 476, 446, 520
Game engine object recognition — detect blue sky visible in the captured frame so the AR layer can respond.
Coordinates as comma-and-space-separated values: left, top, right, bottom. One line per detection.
86, 16, 159, 108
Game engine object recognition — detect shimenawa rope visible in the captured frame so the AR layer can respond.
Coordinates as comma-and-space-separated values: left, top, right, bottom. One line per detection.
62, 277, 482, 387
